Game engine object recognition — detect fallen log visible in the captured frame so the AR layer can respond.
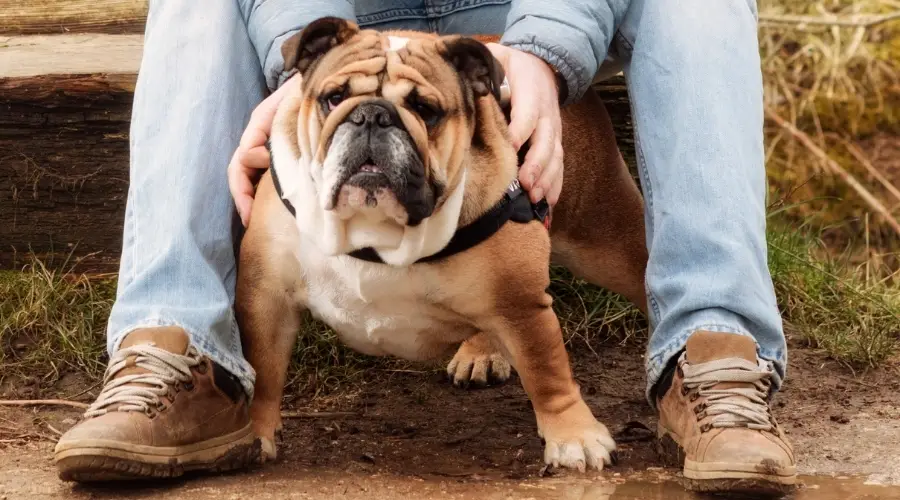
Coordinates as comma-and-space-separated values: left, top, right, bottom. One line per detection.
0, 34, 635, 273
0, 0, 147, 35
1, 34, 139, 272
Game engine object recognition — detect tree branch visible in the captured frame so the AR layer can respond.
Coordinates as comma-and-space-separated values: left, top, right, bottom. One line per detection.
765, 107, 900, 237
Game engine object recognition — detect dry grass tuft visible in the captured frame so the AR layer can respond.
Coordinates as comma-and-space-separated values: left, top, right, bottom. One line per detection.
759, 0, 900, 253
5, 212, 899, 397
0, 260, 114, 383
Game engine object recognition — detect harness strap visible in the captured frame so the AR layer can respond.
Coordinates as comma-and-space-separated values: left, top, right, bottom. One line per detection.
269, 158, 296, 217
348, 179, 548, 264
270, 159, 548, 265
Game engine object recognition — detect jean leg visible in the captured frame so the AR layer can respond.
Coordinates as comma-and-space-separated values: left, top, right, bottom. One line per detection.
107, 0, 267, 397
355, 0, 430, 31
432, 1, 510, 35
613, 0, 786, 401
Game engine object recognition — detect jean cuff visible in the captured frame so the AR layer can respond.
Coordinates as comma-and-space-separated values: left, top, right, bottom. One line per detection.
644, 323, 786, 409
109, 319, 257, 399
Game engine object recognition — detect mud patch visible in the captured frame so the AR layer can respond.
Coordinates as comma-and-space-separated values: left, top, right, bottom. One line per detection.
2, 450, 900, 500
2, 340, 900, 498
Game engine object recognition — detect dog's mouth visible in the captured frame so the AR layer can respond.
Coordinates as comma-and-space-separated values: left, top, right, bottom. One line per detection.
321, 109, 437, 225
328, 157, 394, 209
357, 160, 381, 174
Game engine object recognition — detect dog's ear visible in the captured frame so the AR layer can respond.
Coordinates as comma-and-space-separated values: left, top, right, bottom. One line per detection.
282, 17, 360, 76
440, 36, 505, 102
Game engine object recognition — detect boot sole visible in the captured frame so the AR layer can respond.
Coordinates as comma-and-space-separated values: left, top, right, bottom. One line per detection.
656, 423, 797, 497
54, 423, 260, 482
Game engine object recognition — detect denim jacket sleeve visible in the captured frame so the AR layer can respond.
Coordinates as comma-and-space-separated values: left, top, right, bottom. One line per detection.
240, 0, 357, 91
499, 0, 616, 106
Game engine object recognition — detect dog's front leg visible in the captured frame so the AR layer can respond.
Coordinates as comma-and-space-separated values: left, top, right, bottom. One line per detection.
236, 252, 304, 463
479, 292, 616, 472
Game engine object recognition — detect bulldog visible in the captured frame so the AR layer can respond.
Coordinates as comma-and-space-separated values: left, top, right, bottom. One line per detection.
236, 17, 648, 472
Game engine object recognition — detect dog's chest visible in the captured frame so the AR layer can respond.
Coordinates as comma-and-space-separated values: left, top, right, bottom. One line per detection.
299, 253, 471, 360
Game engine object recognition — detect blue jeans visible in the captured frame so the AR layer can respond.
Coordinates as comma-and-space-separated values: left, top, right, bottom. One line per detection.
109, 0, 786, 400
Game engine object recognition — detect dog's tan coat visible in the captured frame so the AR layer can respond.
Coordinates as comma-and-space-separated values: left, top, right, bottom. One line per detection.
236, 19, 648, 472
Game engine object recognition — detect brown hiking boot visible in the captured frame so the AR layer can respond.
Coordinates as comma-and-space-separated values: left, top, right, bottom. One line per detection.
655, 331, 796, 496
54, 327, 260, 482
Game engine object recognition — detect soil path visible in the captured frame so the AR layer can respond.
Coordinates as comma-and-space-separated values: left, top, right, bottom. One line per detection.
2, 342, 900, 498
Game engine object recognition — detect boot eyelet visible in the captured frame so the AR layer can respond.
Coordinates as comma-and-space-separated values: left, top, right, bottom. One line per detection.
700, 423, 713, 433
157, 402, 166, 412
689, 393, 699, 402
184, 382, 195, 391
680, 386, 689, 397
197, 362, 208, 374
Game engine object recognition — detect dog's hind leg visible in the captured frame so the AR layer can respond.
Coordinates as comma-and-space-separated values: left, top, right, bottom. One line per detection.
551, 238, 648, 316
446, 332, 513, 387
548, 87, 649, 315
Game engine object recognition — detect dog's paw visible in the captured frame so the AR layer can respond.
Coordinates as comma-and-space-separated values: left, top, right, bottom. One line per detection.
251, 420, 281, 464
259, 436, 278, 463
446, 334, 512, 388
537, 401, 616, 472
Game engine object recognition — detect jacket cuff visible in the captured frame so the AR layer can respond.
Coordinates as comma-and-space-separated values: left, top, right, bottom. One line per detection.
246, 0, 357, 92
500, 16, 598, 107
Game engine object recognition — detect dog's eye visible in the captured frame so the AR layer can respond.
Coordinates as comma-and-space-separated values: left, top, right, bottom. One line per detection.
411, 100, 442, 128
321, 90, 346, 112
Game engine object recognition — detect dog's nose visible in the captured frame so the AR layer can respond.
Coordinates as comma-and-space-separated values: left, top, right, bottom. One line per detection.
348, 100, 402, 129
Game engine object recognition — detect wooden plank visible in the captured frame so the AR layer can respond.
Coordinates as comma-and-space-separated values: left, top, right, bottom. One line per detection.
0, 34, 634, 273
0, 0, 148, 35
1, 35, 138, 272
0, 34, 143, 79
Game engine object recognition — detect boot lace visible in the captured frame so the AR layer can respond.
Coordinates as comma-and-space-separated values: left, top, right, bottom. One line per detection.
84, 344, 201, 418
681, 354, 775, 432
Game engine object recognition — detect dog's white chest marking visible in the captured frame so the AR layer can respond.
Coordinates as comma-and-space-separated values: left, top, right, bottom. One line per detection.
387, 36, 409, 52
296, 244, 473, 360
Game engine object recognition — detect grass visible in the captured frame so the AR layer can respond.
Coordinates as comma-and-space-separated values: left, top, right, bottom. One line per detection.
758, 0, 900, 250
2, 216, 898, 394
767, 217, 900, 367
0, 261, 115, 382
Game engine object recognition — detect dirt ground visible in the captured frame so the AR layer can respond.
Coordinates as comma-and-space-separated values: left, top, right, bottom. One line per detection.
2, 338, 900, 498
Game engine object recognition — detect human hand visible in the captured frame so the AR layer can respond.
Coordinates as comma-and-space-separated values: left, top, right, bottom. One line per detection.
228, 75, 302, 227
485, 43, 564, 206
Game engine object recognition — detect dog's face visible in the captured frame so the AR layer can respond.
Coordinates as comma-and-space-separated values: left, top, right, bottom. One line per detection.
269, 18, 512, 264
270, 18, 515, 265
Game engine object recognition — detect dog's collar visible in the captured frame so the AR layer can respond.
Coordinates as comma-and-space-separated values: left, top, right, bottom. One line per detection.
269, 162, 550, 265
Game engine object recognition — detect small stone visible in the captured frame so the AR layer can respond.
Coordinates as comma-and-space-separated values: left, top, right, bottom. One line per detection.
538, 464, 556, 477
830, 414, 850, 424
